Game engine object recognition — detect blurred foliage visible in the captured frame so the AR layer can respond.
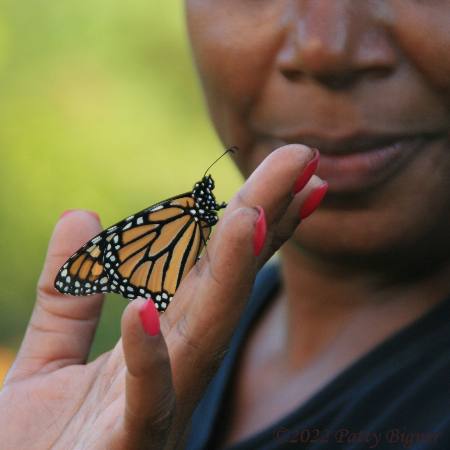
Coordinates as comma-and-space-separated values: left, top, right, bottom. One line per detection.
0, 348, 14, 385
0, 0, 242, 360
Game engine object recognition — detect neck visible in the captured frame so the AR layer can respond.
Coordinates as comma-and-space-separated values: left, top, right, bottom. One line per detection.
277, 241, 450, 369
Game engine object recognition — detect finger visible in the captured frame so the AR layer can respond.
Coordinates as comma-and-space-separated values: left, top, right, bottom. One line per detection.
115, 298, 175, 450
157, 206, 259, 441
7, 210, 105, 383
163, 145, 325, 411
165, 144, 317, 329
258, 174, 328, 263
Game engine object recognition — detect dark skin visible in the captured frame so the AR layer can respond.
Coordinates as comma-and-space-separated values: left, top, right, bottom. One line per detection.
185, 0, 450, 444
1, 1, 449, 449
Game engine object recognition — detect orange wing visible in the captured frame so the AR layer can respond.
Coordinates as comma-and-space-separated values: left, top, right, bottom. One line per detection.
103, 196, 210, 311
55, 173, 225, 312
54, 228, 118, 295
55, 194, 212, 310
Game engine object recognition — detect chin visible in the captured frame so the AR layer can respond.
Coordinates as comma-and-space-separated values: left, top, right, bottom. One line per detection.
284, 134, 450, 273
288, 205, 450, 279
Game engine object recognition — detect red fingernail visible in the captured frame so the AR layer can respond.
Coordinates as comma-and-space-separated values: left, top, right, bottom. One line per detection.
293, 149, 320, 194
138, 298, 160, 336
300, 182, 328, 219
60, 209, 100, 221
253, 206, 267, 257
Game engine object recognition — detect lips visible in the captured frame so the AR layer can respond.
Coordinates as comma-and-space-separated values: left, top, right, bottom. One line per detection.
267, 133, 432, 193
316, 137, 425, 192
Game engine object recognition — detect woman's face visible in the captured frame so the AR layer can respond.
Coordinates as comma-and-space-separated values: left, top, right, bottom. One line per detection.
185, 0, 450, 267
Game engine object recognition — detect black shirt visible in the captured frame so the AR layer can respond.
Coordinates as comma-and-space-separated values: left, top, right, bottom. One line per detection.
185, 264, 450, 449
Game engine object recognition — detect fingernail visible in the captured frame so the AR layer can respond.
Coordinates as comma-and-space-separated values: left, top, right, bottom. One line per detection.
138, 298, 160, 336
60, 209, 100, 221
253, 206, 267, 257
300, 182, 328, 219
293, 148, 320, 194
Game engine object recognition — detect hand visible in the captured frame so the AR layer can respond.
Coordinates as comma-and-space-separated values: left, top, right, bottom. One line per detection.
0, 145, 326, 450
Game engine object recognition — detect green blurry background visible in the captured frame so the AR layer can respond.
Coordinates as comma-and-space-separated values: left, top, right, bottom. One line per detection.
0, 0, 242, 378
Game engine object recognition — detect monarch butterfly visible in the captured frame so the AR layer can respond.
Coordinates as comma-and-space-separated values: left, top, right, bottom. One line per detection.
54, 148, 235, 311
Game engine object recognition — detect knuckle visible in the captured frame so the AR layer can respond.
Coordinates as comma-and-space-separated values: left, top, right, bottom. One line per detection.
206, 260, 224, 291
231, 188, 253, 211
210, 207, 257, 258
124, 392, 176, 444
148, 390, 176, 431
36, 281, 57, 304
174, 313, 202, 355
226, 207, 259, 237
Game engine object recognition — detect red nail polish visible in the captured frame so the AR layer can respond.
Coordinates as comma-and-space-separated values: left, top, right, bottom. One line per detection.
253, 206, 267, 257
293, 149, 320, 194
300, 182, 328, 219
60, 209, 100, 221
60, 209, 76, 218
138, 298, 160, 336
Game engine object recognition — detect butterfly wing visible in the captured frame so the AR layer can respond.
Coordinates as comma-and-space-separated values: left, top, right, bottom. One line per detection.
54, 227, 118, 295
54, 193, 191, 296
55, 174, 222, 311
103, 195, 209, 311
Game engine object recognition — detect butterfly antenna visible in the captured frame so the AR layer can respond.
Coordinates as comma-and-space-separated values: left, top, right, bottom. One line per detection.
203, 146, 237, 178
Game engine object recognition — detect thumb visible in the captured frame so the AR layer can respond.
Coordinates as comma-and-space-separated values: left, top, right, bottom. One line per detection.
118, 298, 175, 450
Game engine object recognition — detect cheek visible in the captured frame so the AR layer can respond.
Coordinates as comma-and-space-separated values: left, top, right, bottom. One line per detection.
391, 0, 450, 103
185, 2, 284, 149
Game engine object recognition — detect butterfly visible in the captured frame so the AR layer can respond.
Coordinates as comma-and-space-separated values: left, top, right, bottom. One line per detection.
54, 148, 234, 311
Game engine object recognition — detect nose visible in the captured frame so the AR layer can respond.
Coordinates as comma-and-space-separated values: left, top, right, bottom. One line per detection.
277, 1, 397, 89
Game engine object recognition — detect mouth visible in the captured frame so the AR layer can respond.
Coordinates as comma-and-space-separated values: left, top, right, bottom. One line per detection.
266, 132, 442, 193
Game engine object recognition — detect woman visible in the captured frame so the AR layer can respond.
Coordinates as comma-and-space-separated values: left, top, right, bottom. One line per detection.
0, 1, 449, 449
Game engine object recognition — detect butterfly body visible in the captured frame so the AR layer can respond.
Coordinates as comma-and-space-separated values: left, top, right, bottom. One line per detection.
54, 175, 224, 311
